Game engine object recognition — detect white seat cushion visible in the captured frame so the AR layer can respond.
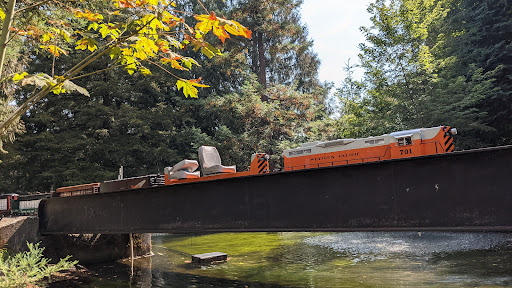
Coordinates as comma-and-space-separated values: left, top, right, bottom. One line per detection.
169, 170, 200, 180
171, 159, 199, 172
198, 146, 236, 176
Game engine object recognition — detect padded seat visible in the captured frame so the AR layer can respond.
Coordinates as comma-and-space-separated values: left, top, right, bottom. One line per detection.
198, 146, 236, 176
164, 159, 200, 180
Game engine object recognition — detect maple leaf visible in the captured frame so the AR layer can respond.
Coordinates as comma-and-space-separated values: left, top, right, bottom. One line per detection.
99, 23, 121, 39
40, 45, 68, 56
74, 9, 104, 22
0, 8, 5, 21
41, 32, 54, 43
110, 46, 122, 60
194, 12, 218, 34
213, 25, 230, 43
176, 79, 209, 98
195, 12, 252, 43
222, 20, 252, 39
75, 38, 98, 52
88, 23, 99, 31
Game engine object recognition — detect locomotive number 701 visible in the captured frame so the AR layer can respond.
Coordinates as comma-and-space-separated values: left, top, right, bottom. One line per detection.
400, 148, 412, 155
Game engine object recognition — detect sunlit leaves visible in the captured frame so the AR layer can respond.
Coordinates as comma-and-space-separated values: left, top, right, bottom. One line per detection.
75, 38, 98, 52
0, 8, 5, 21
195, 11, 252, 43
5, 0, 252, 100
177, 79, 209, 98
74, 9, 104, 22
98, 23, 121, 39
132, 36, 158, 60
40, 45, 68, 56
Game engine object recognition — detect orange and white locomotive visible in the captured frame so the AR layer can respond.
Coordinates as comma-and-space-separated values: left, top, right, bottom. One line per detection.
283, 126, 456, 171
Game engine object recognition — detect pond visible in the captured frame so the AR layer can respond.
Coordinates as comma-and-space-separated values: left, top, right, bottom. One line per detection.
63, 232, 512, 287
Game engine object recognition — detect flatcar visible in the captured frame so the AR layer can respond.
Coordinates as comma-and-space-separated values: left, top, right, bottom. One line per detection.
54, 126, 455, 196
53, 183, 100, 197
283, 125, 456, 171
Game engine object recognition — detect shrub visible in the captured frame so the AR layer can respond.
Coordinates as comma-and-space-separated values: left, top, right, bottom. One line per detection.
0, 242, 78, 287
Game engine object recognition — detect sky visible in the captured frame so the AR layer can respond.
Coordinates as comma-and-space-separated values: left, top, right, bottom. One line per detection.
300, 0, 373, 87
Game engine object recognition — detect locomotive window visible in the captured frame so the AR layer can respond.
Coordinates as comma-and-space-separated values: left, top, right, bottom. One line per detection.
365, 140, 375, 145
375, 139, 384, 144
398, 136, 412, 146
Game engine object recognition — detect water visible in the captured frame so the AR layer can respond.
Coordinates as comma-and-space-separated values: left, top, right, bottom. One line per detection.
60, 232, 512, 287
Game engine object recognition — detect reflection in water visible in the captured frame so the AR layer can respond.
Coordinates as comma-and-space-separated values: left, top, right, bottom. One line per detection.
65, 232, 512, 288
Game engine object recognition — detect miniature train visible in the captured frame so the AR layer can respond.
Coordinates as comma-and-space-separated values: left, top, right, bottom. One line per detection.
53, 126, 456, 197
0, 193, 51, 219
283, 125, 457, 171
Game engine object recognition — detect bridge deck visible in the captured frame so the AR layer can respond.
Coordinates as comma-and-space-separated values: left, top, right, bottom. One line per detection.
39, 146, 512, 234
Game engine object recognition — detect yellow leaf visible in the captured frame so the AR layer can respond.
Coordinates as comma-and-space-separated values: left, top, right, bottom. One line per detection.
41, 32, 53, 43
74, 9, 104, 22
170, 60, 187, 71
177, 79, 209, 98
88, 23, 99, 31
188, 78, 210, 88
177, 79, 198, 98
13, 72, 28, 83
0, 8, 5, 21
75, 38, 98, 52
194, 12, 218, 34
139, 67, 152, 75
213, 25, 230, 43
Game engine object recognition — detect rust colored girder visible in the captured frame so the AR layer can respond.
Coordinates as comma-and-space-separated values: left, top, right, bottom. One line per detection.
39, 146, 512, 234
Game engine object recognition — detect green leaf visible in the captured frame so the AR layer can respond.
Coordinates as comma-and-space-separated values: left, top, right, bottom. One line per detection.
18, 73, 90, 96
110, 46, 121, 60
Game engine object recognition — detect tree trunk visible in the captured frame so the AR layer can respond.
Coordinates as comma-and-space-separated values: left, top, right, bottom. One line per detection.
0, 0, 17, 79
257, 32, 268, 101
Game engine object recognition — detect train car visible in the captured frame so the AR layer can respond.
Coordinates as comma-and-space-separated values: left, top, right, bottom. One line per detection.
100, 174, 165, 193
54, 183, 100, 197
0, 194, 18, 219
11, 193, 51, 215
283, 126, 457, 171
53, 175, 165, 197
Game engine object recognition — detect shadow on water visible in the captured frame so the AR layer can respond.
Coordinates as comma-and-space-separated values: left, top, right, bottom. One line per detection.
49, 256, 301, 288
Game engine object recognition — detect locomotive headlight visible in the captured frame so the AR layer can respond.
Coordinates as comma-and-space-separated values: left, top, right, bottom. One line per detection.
450, 128, 457, 135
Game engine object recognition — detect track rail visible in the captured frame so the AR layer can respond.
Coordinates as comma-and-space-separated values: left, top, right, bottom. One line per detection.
39, 146, 512, 234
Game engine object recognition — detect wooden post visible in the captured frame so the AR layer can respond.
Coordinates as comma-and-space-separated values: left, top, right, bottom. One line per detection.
130, 233, 134, 277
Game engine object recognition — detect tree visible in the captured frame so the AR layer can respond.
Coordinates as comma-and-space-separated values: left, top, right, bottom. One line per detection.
436, 0, 512, 146
344, 0, 499, 148
0, 0, 252, 151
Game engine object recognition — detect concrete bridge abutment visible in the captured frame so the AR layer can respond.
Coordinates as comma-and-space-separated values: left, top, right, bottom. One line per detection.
0, 216, 151, 264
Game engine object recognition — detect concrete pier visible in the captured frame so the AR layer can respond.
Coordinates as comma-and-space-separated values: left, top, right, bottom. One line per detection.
0, 216, 152, 264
